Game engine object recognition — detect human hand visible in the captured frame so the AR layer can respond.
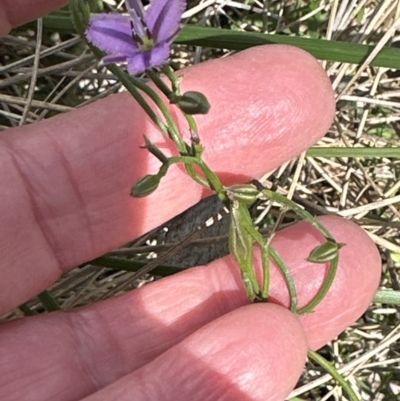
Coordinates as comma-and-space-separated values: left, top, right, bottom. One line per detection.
0, 2, 381, 400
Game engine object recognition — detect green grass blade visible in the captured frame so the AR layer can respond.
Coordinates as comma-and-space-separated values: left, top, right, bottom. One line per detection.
373, 289, 400, 305
307, 147, 400, 158
177, 26, 400, 69
35, 13, 400, 69
308, 350, 360, 401
37, 290, 61, 312
91, 256, 183, 276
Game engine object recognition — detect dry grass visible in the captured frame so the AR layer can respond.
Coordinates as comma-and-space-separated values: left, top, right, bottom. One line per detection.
1, 0, 400, 400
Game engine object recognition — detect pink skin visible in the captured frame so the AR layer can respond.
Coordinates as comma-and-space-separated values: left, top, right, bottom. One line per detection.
0, 3, 381, 401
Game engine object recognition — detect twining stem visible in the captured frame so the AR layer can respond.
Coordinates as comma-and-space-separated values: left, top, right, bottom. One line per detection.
260, 186, 339, 313
107, 65, 163, 130
162, 155, 225, 193
269, 245, 298, 312
261, 187, 335, 240
147, 69, 200, 152
146, 69, 174, 99
229, 200, 262, 300
298, 255, 339, 315
161, 64, 180, 93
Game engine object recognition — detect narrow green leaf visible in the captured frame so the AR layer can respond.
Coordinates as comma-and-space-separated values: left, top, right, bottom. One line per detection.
229, 200, 261, 300
308, 350, 360, 401
36, 13, 400, 69
38, 290, 61, 312
373, 289, 400, 305
307, 147, 400, 158
177, 26, 400, 69
298, 255, 339, 315
269, 245, 298, 312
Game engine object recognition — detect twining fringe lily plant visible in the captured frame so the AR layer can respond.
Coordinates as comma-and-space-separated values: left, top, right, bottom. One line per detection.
75, 0, 343, 310
69, 0, 362, 399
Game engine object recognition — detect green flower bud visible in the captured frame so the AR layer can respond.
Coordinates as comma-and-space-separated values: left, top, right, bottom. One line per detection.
131, 174, 160, 197
227, 184, 261, 204
308, 239, 345, 263
171, 91, 210, 115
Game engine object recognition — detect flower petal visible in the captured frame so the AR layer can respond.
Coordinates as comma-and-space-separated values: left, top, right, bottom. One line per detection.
101, 54, 128, 64
145, 0, 186, 42
126, 0, 147, 38
126, 43, 170, 74
126, 0, 145, 19
86, 14, 138, 56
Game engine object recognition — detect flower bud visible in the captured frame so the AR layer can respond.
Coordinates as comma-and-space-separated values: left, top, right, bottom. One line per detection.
227, 184, 261, 204
308, 240, 345, 263
172, 91, 210, 115
131, 174, 160, 197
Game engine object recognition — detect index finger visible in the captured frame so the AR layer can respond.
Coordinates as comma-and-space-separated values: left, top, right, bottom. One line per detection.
0, 0, 68, 37
0, 45, 335, 313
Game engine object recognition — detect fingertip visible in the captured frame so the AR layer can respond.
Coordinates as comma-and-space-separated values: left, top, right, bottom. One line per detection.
0, 6, 11, 37
183, 303, 308, 401
118, 303, 308, 401
0, 0, 69, 37
178, 44, 336, 183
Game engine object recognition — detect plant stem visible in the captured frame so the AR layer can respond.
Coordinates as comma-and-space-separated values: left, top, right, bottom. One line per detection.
308, 350, 360, 401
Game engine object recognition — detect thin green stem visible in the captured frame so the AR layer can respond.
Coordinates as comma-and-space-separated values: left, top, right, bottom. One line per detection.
158, 64, 198, 139
260, 187, 339, 313
123, 72, 187, 153
143, 135, 170, 164
161, 64, 180, 94
106, 64, 163, 129
146, 69, 174, 100
198, 160, 225, 196
229, 201, 262, 300
147, 67, 209, 189
260, 245, 270, 300
184, 164, 211, 188
262, 188, 335, 240
308, 350, 360, 401
298, 255, 339, 315
269, 245, 298, 312
185, 114, 199, 136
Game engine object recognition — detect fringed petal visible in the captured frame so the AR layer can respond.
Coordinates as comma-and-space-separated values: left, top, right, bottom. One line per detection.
145, 0, 186, 42
86, 14, 138, 56
126, 43, 170, 74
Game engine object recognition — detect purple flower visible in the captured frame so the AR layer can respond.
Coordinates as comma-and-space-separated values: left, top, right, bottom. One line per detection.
85, 0, 186, 74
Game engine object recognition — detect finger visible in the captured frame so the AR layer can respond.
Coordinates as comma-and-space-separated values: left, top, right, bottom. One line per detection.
0, 0, 68, 37
0, 45, 335, 313
83, 304, 308, 401
0, 217, 380, 401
